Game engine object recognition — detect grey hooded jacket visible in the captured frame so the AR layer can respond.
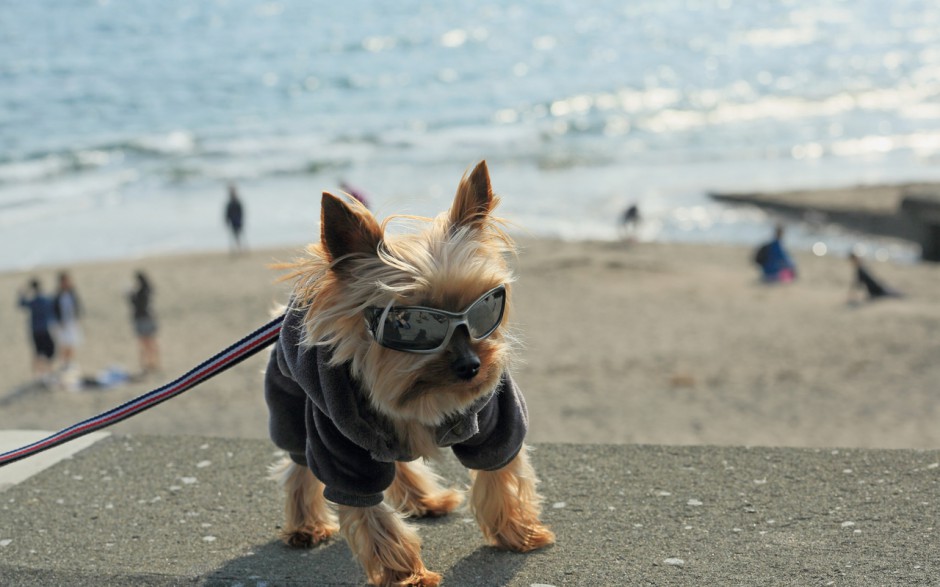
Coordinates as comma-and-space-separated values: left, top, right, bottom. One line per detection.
264, 303, 529, 507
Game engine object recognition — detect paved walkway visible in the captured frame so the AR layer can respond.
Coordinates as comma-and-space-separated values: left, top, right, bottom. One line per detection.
1, 433, 937, 586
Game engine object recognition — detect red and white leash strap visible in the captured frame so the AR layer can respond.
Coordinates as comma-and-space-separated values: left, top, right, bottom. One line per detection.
0, 314, 285, 468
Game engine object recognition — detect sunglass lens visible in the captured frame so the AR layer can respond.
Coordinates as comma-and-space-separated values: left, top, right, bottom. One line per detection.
381, 310, 449, 351
467, 288, 505, 339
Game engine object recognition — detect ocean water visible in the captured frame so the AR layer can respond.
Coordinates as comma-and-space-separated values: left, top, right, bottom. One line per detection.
3, 0, 940, 270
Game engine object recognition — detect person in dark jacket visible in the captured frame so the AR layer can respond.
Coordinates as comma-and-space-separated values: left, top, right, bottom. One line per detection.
18, 278, 57, 379
848, 252, 902, 303
128, 270, 160, 373
224, 184, 245, 253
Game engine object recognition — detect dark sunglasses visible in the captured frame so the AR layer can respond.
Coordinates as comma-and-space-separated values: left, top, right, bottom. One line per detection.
364, 285, 507, 353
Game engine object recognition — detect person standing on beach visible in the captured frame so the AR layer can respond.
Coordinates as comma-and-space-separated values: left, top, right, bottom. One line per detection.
53, 271, 83, 370
17, 278, 57, 380
128, 270, 160, 373
619, 203, 641, 240
754, 224, 797, 283
225, 183, 245, 253
848, 252, 902, 303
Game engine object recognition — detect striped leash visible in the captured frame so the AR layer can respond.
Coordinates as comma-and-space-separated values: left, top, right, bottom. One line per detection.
0, 314, 284, 468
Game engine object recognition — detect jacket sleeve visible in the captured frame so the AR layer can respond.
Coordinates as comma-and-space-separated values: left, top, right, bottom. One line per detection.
451, 372, 528, 472
265, 304, 396, 508
263, 347, 308, 460
305, 405, 396, 507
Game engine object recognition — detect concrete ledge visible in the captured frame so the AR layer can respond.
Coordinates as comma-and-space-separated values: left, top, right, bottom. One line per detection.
1, 436, 938, 586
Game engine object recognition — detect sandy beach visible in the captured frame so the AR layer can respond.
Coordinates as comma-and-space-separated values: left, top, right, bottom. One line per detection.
2, 237, 939, 450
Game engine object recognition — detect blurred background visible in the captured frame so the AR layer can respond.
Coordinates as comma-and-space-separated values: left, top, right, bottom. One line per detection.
4, 0, 939, 270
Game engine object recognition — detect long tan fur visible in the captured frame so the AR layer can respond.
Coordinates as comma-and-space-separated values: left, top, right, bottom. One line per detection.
385, 460, 463, 518
338, 503, 441, 587
469, 445, 556, 552
270, 457, 338, 547
270, 162, 552, 586
274, 165, 517, 431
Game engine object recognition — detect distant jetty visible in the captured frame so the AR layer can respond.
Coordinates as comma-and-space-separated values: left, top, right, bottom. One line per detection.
710, 183, 940, 261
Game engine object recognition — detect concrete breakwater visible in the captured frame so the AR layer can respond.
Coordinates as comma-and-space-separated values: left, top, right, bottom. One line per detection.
711, 183, 940, 261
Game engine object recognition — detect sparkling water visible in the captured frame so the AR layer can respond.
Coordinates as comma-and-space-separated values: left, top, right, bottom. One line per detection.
3, 0, 939, 269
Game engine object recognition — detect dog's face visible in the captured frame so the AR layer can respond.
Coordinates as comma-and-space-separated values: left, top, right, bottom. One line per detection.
289, 161, 516, 426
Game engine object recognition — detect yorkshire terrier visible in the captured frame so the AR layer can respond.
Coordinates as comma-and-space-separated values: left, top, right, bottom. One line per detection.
264, 161, 554, 586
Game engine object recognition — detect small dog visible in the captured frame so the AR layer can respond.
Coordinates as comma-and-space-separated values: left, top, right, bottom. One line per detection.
264, 161, 554, 586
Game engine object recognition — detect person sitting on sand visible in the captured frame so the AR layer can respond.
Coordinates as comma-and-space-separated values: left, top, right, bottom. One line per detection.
754, 224, 797, 283
848, 251, 901, 303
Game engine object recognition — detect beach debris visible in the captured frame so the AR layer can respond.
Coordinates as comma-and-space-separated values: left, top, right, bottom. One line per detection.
687, 498, 703, 506
552, 501, 566, 509
668, 373, 696, 388
663, 557, 685, 566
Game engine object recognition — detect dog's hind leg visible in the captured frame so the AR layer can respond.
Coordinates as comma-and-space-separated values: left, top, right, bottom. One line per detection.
385, 460, 463, 518
270, 457, 338, 548
469, 444, 555, 552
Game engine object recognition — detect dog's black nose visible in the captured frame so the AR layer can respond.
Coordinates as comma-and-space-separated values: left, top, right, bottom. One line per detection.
453, 354, 481, 380
450, 327, 480, 380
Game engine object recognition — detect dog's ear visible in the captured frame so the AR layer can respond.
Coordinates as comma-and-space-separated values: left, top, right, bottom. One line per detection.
449, 160, 495, 231
320, 192, 382, 267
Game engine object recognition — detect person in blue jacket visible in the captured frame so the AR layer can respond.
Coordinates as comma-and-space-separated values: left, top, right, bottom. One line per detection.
754, 224, 797, 283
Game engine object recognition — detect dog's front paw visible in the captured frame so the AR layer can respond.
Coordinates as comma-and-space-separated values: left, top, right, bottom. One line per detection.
388, 461, 464, 519
404, 487, 463, 519
376, 567, 442, 587
280, 521, 338, 548
489, 518, 555, 553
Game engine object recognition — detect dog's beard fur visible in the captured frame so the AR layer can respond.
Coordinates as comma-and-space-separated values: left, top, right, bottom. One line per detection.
278, 161, 517, 457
